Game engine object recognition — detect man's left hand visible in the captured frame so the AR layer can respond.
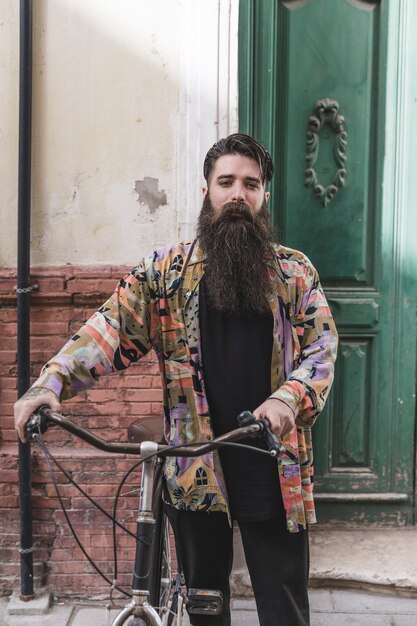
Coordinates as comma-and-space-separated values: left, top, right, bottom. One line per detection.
253, 398, 297, 438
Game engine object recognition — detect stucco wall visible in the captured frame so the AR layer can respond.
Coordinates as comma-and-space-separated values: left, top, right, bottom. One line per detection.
0, 0, 238, 268
0, 1, 239, 594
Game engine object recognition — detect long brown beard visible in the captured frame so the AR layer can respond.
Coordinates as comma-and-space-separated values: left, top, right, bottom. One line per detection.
196, 195, 277, 315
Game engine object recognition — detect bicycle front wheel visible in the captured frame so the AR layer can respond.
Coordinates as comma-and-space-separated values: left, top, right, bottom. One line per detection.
149, 462, 182, 626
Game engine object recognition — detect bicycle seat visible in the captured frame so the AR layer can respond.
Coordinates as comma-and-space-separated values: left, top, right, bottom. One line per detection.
127, 416, 165, 444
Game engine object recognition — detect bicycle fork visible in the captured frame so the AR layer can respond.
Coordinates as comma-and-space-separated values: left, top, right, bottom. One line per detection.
112, 441, 163, 626
111, 597, 161, 626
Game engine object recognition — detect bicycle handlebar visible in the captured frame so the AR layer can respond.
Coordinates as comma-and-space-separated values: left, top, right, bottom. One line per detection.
26, 406, 285, 459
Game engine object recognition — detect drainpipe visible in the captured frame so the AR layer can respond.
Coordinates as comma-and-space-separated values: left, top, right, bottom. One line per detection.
17, 0, 34, 600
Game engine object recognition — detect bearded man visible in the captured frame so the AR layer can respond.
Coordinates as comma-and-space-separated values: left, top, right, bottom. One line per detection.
15, 134, 338, 626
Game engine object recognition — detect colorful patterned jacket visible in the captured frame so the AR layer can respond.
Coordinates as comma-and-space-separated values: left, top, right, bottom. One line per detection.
33, 240, 338, 532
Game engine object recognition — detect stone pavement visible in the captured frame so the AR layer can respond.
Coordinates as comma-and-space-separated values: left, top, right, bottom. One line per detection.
2, 588, 417, 626
309, 528, 417, 594
232, 527, 417, 596
2, 529, 417, 625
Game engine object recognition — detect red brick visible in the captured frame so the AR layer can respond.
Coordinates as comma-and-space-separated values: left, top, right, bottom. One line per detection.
0, 432, 16, 443
0, 352, 17, 365
0, 265, 170, 597
1, 389, 18, 403
86, 389, 127, 402
0, 562, 22, 577
90, 533, 120, 549
43, 483, 78, 499
65, 278, 117, 295
31, 308, 72, 323
0, 278, 16, 293
0, 338, 18, 351
32, 496, 71, 509
0, 377, 17, 389
0, 309, 19, 322
0, 484, 19, 496
50, 547, 76, 561
0, 496, 18, 508
30, 321, 68, 335
87, 402, 151, 417
37, 277, 66, 292
2, 323, 17, 337
0, 403, 14, 415
32, 508, 55, 521
0, 365, 16, 376
29, 336, 69, 351
0, 427, 17, 442
0, 533, 18, 548
50, 559, 94, 575
49, 573, 109, 590
28, 350, 57, 363
54, 535, 92, 549
54, 509, 114, 529
125, 375, 153, 388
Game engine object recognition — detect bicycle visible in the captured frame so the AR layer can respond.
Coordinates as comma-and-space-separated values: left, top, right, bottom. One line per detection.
26, 406, 284, 626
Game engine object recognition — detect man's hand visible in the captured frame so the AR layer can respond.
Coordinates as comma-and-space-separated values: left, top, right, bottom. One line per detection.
253, 398, 297, 438
14, 387, 61, 443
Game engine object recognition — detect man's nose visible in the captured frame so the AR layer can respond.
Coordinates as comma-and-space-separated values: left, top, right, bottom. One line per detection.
231, 185, 245, 202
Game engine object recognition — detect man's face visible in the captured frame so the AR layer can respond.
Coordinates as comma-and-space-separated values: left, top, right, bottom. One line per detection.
202, 154, 270, 216
197, 153, 276, 315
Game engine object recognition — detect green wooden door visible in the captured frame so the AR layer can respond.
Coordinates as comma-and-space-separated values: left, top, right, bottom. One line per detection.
239, 0, 416, 525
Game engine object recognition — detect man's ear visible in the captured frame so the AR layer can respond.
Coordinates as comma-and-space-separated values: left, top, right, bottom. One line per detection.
202, 186, 208, 198
265, 191, 270, 203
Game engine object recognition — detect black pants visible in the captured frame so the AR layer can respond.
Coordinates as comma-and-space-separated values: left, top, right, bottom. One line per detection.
165, 505, 310, 626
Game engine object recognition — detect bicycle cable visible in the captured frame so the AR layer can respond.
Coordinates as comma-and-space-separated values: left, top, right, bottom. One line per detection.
34, 428, 132, 597
33, 422, 279, 598
110, 438, 277, 582
112, 457, 143, 582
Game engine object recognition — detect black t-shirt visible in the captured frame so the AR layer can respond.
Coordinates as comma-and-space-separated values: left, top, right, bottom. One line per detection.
199, 277, 282, 521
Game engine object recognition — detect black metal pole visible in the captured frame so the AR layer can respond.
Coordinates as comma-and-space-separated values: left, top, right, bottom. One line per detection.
17, 0, 34, 600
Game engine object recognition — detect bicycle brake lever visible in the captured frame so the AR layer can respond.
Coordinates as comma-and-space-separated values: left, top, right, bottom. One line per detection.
258, 418, 285, 460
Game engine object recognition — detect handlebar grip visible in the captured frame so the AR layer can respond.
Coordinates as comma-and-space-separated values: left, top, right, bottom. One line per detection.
237, 411, 257, 428
237, 411, 285, 459
25, 404, 54, 439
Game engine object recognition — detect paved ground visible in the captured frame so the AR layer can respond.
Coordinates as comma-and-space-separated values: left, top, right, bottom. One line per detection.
2, 588, 417, 626
232, 527, 417, 596
3, 529, 417, 625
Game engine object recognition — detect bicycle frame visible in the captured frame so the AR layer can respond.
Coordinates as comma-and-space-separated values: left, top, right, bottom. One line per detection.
111, 441, 164, 626
27, 407, 282, 625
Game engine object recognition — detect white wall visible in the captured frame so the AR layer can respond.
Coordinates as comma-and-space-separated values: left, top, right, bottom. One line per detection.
0, 0, 238, 267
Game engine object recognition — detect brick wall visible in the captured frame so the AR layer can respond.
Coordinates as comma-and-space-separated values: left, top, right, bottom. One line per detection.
0, 266, 165, 597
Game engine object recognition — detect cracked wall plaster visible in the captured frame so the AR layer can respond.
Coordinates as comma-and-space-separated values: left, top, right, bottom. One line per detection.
135, 177, 167, 213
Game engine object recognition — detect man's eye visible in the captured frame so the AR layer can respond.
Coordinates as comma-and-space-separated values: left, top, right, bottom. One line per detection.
220, 181, 231, 187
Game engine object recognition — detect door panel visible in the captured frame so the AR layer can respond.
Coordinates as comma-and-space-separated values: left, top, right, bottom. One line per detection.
332, 339, 372, 469
275, 0, 380, 287
239, 0, 415, 525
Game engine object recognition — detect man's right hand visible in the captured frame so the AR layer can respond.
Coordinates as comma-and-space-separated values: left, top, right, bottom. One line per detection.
14, 387, 61, 443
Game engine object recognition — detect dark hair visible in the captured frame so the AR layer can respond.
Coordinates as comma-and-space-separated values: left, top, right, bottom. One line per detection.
203, 133, 274, 186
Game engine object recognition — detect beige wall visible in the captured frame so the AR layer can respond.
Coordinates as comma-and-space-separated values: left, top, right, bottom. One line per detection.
0, 0, 238, 267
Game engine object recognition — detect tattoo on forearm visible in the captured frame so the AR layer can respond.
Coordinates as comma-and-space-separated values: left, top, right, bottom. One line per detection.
22, 388, 52, 401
